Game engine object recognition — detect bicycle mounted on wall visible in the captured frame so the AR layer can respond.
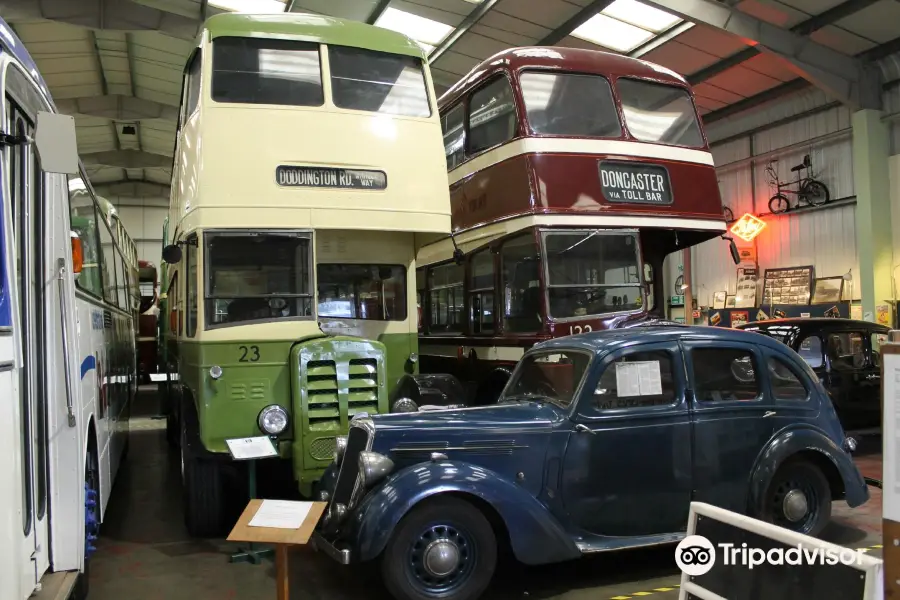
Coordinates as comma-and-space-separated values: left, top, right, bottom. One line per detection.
766, 154, 830, 214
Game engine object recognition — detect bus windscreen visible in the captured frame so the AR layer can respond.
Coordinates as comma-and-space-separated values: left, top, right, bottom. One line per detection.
519, 71, 621, 138
211, 37, 323, 106
543, 230, 644, 319
328, 46, 430, 118
616, 78, 704, 148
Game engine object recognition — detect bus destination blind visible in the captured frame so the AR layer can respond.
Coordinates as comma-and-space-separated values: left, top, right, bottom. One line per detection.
598, 160, 672, 205
275, 166, 387, 190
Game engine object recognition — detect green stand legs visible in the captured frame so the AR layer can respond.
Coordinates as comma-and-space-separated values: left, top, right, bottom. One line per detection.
229, 460, 275, 564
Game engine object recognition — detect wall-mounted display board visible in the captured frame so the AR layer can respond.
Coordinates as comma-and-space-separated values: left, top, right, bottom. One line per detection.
812, 276, 844, 304
735, 267, 758, 308
707, 302, 850, 327
761, 265, 814, 306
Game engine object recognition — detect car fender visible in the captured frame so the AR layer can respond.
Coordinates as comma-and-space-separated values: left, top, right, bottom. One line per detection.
749, 426, 868, 513
391, 373, 469, 409
352, 460, 581, 565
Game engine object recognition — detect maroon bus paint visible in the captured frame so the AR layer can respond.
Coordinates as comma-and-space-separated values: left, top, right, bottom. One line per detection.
415, 47, 727, 404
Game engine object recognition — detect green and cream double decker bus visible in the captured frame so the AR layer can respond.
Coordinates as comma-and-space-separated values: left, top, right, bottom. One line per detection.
159, 13, 450, 536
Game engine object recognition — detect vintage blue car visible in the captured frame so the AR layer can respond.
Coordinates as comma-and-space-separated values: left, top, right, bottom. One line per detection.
312, 326, 869, 600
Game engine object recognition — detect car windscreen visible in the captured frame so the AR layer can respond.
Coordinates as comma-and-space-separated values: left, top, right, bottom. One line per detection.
503, 350, 591, 409
211, 37, 323, 106
520, 71, 621, 137
328, 46, 430, 117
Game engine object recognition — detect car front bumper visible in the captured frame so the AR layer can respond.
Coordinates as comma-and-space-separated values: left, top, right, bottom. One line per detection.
311, 531, 351, 565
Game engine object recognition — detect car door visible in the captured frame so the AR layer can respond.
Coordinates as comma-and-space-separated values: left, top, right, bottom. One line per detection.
823, 329, 873, 421
760, 348, 820, 432
561, 340, 692, 537
684, 338, 778, 513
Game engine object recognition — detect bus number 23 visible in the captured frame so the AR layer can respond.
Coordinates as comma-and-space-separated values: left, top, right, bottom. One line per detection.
239, 345, 260, 362
569, 325, 592, 335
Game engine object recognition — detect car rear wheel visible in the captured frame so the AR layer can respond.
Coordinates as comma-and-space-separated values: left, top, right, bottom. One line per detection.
381, 497, 497, 600
763, 460, 831, 537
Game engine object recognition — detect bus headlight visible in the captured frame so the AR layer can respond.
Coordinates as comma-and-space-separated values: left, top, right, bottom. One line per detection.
334, 435, 348, 463
359, 451, 393, 487
257, 405, 289, 436
392, 397, 418, 413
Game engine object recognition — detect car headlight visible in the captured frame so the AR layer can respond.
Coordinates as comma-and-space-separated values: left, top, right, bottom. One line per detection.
257, 405, 289, 436
392, 397, 418, 413
359, 451, 394, 487
334, 435, 348, 463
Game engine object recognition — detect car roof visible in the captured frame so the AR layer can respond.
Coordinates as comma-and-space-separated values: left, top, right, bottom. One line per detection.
532, 325, 791, 356
737, 318, 889, 332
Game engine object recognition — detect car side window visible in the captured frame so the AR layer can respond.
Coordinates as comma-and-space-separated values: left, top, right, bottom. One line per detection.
767, 356, 808, 401
827, 332, 865, 368
593, 350, 677, 411
871, 332, 887, 367
692, 348, 760, 402
797, 335, 823, 369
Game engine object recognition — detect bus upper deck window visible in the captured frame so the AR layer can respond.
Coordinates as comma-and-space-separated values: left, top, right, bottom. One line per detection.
328, 46, 430, 118
211, 37, 323, 107
520, 71, 621, 138
616, 78, 703, 148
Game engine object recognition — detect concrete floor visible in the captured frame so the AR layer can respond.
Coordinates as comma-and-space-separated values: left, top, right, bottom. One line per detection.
87, 389, 885, 600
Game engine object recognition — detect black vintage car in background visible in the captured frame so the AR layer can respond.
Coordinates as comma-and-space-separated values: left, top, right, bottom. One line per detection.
737, 318, 889, 429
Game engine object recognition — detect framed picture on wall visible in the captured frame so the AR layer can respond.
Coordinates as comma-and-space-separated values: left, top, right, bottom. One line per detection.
812, 276, 844, 304
762, 265, 814, 305
712, 291, 727, 309
725, 295, 736, 308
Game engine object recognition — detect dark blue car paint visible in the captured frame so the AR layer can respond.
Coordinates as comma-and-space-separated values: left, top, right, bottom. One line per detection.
325, 326, 869, 566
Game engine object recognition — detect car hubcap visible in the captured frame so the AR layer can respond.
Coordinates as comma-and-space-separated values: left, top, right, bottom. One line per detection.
423, 540, 460, 577
782, 489, 808, 522
408, 524, 474, 593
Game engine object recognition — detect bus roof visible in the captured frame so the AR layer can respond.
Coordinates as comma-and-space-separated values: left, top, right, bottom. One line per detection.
201, 13, 427, 59
440, 46, 689, 109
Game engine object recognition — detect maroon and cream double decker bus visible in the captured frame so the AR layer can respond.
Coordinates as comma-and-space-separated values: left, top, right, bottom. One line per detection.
138, 260, 159, 383
396, 47, 738, 409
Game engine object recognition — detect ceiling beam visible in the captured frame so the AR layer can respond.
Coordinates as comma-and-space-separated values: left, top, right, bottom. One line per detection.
93, 180, 171, 198
701, 33, 900, 125
82, 150, 171, 169
429, 0, 503, 64
689, 0, 881, 86
640, 0, 880, 110
537, 0, 615, 46
56, 95, 179, 121
366, 0, 391, 25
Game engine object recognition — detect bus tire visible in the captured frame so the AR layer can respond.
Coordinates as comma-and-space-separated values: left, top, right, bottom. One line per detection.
180, 414, 225, 537
164, 384, 180, 449
73, 440, 100, 600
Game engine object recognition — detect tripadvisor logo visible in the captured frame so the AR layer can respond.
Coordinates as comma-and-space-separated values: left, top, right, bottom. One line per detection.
675, 535, 864, 576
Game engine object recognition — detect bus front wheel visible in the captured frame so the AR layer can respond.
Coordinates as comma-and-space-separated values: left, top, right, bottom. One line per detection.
180, 418, 225, 537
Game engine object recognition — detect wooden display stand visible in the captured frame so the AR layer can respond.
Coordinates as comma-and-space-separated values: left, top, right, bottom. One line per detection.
227, 499, 327, 600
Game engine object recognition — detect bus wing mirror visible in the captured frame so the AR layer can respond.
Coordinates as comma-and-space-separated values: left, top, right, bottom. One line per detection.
70, 231, 83, 276
722, 236, 740, 265
35, 111, 79, 174
162, 244, 183, 264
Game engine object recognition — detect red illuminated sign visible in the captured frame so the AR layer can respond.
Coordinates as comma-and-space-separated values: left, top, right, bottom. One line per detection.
730, 213, 766, 243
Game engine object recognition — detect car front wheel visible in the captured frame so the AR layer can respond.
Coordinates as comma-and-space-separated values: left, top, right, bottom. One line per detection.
763, 460, 832, 537
381, 496, 497, 600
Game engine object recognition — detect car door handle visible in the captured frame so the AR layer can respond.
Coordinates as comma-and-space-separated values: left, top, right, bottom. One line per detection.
763, 411, 777, 418
865, 374, 880, 380
575, 424, 596, 435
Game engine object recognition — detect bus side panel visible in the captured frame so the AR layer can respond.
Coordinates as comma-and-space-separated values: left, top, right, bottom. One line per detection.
45, 172, 83, 572
0, 336, 28, 599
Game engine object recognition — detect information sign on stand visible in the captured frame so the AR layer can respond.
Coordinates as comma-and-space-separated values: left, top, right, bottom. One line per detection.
225, 436, 279, 564
228, 500, 327, 600
882, 340, 900, 598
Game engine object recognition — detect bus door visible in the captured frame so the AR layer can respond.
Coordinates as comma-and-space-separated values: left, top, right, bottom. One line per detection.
7, 93, 51, 595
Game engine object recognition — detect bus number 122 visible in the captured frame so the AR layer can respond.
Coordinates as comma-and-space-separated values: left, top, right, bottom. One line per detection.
569, 325, 592, 335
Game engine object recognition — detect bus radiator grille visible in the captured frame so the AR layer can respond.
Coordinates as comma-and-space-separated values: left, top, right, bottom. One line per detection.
310, 436, 337, 461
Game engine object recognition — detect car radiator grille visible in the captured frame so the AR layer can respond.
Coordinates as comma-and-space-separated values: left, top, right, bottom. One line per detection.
332, 425, 369, 507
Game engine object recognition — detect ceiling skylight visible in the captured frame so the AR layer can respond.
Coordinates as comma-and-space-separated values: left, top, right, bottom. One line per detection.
572, 14, 655, 53
209, 0, 287, 13
601, 0, 681, 33
375, 7, 453, 51
573, 0, 682, 53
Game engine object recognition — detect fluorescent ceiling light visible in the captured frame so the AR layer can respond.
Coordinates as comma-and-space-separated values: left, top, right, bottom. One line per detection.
601, 0, 681, 33
572, 13, 655, 53
375, 7, 453, 48
209, 0, 287, 13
